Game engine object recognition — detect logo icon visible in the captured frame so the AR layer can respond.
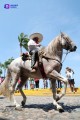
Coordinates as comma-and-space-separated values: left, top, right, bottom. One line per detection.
4, 4, 18, 9
4, 4, 10, 9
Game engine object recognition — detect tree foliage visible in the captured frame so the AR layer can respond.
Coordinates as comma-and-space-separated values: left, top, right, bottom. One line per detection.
0, 57, 14, 77
18, 33, 29, 55
0, 69, 2, 77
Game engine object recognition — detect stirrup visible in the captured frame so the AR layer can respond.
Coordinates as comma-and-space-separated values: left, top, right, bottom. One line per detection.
32, 66, 37, 70
31, 67, 37, 72
31, 69, 36, 72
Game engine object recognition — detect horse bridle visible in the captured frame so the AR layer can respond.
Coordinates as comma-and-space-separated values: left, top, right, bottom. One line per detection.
61, 35, 72, 51
41, 35, 72, 67
61, 36, 72, 64
43, 36, 72, 66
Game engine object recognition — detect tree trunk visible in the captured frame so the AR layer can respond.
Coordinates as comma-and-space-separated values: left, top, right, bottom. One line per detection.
20, 45, 22, 56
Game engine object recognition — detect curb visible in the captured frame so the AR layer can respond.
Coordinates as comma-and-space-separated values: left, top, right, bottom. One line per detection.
14, 88, 80, 96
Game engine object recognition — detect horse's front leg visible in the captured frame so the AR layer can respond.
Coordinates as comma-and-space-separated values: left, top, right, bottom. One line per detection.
50, 79, 64, 112
49, 70, 68, 100
19, 88, 27, 107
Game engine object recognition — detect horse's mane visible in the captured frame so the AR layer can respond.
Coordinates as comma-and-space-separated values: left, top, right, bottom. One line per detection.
44, 35, 60, 56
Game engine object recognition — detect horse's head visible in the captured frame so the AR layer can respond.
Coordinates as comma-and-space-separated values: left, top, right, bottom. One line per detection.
60, 32, 77, 52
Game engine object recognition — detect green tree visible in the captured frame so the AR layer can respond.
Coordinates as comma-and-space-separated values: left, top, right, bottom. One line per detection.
18, 33, 29, 55
1, 57, 14, 77
0, 62, 3, 77
6, 57, 14, 64
0, 69, 2, 77
0, 63, 6, 78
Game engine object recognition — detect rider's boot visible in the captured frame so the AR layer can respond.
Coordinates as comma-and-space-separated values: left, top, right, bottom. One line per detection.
31, 61, 38, 72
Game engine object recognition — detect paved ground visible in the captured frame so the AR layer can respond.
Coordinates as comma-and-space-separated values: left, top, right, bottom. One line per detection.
0, 95, 80, 120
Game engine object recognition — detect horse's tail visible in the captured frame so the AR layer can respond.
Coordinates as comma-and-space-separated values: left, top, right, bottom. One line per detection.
0, 67, 11, 98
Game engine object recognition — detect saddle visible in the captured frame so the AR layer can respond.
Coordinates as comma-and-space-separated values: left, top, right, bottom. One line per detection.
21, 52, 31, 61
21, 47, 47, 79
21, 47, 45, 62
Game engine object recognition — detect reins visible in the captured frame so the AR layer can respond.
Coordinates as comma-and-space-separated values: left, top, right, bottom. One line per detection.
61, 51, 70, 64
39, 33, 72, 67
42, 55, 62, 66
42, 50, 70, 67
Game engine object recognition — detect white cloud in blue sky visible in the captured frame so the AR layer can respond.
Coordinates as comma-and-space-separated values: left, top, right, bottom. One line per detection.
0, 0, 80, 87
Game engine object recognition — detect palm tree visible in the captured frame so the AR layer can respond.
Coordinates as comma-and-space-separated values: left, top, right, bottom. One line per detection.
0, 62, 3, 77
1, 57, 14, 77
18, 33, 29, 55
7, 57, 14, 64
0, 69, 2, 77
1, 62, 7, 78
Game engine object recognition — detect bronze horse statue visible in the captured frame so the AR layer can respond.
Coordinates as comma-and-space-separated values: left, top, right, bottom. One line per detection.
0, 32, 77, 112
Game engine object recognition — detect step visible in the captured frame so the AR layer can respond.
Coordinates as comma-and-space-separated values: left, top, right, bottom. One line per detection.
14, 88, 80, 96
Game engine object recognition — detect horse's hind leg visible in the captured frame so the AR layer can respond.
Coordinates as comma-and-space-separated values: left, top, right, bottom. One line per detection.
10, 71, 19, 92
17, 76, 28, 107
10, 72, 21, 108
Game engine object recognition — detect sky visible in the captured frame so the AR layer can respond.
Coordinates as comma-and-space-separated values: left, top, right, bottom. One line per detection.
0, 0, 80, 87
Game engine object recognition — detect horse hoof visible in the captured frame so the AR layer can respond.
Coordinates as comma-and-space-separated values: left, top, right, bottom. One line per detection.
15, 107, 22, 111
59, 108, 64, 113
21, 101, 25, 107
56, 96, 60, 101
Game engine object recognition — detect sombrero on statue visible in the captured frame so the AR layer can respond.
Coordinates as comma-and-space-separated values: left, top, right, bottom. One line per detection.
29, 33, 43, 43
